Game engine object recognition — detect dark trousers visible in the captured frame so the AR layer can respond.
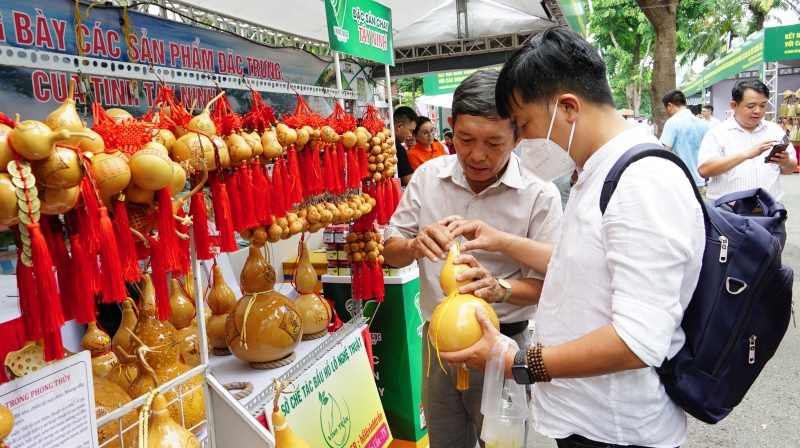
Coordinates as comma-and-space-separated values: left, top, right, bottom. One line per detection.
556, 434, 654, 448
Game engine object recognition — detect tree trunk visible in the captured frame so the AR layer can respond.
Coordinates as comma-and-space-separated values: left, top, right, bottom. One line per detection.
749, 4, 766, 31
637, 0, 679, 137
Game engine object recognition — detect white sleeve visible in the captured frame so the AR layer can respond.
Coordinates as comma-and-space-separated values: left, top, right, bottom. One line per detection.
697, 130, 722, 167
601, 158, 702, 366
523, 182, 563, 281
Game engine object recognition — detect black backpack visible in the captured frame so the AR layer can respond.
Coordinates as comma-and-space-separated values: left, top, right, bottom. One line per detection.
600, 144, 793, 424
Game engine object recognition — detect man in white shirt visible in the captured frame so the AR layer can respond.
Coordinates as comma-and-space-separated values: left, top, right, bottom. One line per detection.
439, 27, 706, 448
382, 70, 563, 447
702, 104, 721, 128
698, 80, 797, 202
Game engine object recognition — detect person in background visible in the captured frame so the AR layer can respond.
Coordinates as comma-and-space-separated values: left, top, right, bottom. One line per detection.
392, 106, 418, 186
702, 104, 722, 129
439, 26, 704, 448
661, 89, 710, 197
383, 70, 563, 447
407, 116, 449, 170
698, 80, 797, 202
646, 119, 655, 136
443, 130, 456, 154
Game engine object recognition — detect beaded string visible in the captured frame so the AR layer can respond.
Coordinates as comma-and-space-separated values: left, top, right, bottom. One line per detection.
137, 388, 161, 448
240, 290, 273, 349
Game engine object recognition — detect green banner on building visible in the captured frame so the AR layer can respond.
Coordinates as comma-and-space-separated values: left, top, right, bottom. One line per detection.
325, 0, 395, 66
681, 30, 765, 96
557, 0, 588, 37
423, 67, 502, 95
764, 24, 800, 62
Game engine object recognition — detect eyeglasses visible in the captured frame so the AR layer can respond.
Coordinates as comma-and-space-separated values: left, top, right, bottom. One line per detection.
419, 130, 434, 137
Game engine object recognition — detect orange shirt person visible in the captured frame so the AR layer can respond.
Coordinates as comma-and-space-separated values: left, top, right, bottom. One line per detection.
407, 117, 448, 170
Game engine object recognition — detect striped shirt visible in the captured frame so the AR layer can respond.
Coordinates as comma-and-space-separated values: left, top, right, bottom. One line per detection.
698, 118, 796, 201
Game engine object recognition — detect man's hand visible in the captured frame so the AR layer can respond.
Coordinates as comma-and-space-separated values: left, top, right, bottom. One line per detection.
440, 307, 503, 373
411, 223, 453, 262
442, 218, 507, 253
768, 149, 798, 174
453, 254, 504, 303
748, 140, 779, 159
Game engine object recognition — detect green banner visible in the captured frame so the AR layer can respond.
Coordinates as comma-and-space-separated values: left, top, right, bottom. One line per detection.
681, 30, 764, 96
325, 0, 395, 66
423, 67, 502, 95
557, 0, 588, 37
764, 24, 800, 62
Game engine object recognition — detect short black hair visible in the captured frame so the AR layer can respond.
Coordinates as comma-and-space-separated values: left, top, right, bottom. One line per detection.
662, 89, 686, 107
394, 106, 417, 125
732, 80, 769, 103
702, 104, 714, 112
453, 70, 519, 139
444, 131, 453, 138
413, 116, 431, 135
496, 27, 615, 118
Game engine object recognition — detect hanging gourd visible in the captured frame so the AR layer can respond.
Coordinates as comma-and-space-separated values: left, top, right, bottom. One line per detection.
9, 120, 92, 161
226, 245, 303, 368
428, 242, 500, 391
81, 321, 119, 379
30, 145, 85, 189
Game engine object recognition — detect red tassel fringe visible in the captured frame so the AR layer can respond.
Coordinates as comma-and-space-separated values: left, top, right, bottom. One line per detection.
69, 234, 97, 324
156, 188, 181, 272
114, 198, 141, 283
358, 146, 369, 180
251, 160, 268, 223
271, 159, 286, 218
146, 236, 172, 321
225, 170, 244, 231
28, 223, 65, 360
16, 257, 42, 341
46, 218, 77, 322
286, 147, 304, 206
190, 190, 212, 260
208, 175, 238, 252
98, 207, 127, 304
238, 165, 258, 229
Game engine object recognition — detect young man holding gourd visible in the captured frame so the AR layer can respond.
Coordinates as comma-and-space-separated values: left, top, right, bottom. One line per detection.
382, 70, 563, 447
440, 27, 705, 448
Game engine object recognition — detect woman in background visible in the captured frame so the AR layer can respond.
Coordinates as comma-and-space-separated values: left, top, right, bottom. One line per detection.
407, 116, 448, 170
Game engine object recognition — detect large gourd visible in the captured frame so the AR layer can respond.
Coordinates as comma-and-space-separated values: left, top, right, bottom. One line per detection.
0, 174, 20, 226
91, 152, 132, 207
39, 184, 81, 215
127, 274, 205, 433
271, 380, 311, 448
226, 246, 303, 368
168, 279, 209, 367
9, 120, 92, 161
0, 125, 14, 174
109, 299, 139, 390
293, 240, 332, 339
82, 321, 119, 379
94, 376, 138, 448
206, 265, 236, 356
429, 242, 500, 391
145, 393, 201, 448
30, 145, 85, 188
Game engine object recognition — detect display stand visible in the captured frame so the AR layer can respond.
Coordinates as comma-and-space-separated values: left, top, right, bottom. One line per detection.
322, 271, 429, 448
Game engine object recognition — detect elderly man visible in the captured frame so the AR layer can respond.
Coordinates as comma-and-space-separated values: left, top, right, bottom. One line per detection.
383, 70, 563, 447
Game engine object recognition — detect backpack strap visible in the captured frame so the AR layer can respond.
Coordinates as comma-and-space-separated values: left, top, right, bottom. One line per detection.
599, 143, 710, 227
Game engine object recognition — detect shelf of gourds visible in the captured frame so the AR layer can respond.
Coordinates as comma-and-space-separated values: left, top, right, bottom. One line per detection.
0, 79, 401, 447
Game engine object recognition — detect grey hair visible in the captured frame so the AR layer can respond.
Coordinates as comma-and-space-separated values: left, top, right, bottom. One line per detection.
452, 70, 519, 138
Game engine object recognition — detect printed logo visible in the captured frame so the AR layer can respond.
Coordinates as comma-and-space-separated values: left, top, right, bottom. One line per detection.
319, 391, 351, 448
329, 0, 350, 43
279, 305, 302, 341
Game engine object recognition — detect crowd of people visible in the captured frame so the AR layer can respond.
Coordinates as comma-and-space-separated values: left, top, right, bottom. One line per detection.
383, 26, 798, 448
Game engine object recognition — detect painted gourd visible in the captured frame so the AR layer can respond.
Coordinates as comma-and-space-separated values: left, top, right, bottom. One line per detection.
129, 148, 174, 191
0, 174, 20, 226
91, 152, 131, 206
109, 299, 139, 390
94, 376, 138, 448
82, 321, 119, 379
39, 184, 81, 216
169, 279, 209, 367
30, 145, 85, 189
146, 393, 201, 448
206, 265, 236, 354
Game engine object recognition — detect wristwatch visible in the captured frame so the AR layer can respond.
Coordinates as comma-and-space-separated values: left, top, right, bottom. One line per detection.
512, 348, 534, 384
496, 278, 512, 303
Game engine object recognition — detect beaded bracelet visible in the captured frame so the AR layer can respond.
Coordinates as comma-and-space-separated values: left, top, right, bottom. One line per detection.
526, 343, 552, 383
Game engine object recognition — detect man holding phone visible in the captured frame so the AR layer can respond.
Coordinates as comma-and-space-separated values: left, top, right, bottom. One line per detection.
698, 80, 797, 202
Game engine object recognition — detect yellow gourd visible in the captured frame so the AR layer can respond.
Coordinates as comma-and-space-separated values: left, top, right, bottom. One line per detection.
0, 404, 14, 447
172, 132, 216, 172
129, 148, 174, 191
295, 240, 318, 293
439, 242, 471, 295
146, 393, 201, 448
109, 299, 139, 390
82, 321, 119, 379
30, 145, 85, 189
9, 120, 92, 161
186, 92, 225, 135
272, 380, 311, 448
206, 265, 236, 355
39, 184, 81, 216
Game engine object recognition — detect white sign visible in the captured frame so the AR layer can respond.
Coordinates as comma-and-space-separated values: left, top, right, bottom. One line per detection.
0, 350, 98, 448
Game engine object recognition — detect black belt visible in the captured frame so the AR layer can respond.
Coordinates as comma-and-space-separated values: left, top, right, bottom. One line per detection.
499, 320, 528, 337
560, 434, 655, 448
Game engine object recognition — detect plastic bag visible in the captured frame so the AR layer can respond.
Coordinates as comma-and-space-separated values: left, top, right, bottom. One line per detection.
480, 336, 528, 448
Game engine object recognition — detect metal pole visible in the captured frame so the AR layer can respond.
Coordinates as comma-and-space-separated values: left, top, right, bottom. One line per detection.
333, 51, 344, 108
385, 64, 395, 142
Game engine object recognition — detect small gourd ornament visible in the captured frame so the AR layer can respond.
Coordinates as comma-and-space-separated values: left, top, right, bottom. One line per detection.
184, 269, 211, 327
429, 242, 500, 390
109, 299, 139, 390
293, 240, 332, 340
94, 376, 138, 448
172, 92, 224, 171
82, 321, 119, 379
143, 393, 201, 448
126, 274, 205, 433
206, 264, 237, 356
226, 245, 303, 369
271, 379, 311, 448
0, 404, 14, 448
168, 279, 209, 367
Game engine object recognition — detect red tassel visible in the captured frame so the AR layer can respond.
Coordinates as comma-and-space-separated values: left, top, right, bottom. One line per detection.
238, 165, 258, 229
375, 182, 385, 224
392, 178, 402, 215
114, 197, 141, 283
28, 223, 65, 360
69, 234, 97, 324
46, 218, 77, 322
76, 208, 101, 295
346, 148, 359, 189
190, 190, 212, 260
208, 175, 238, 252
327, 298, 343, 333
335, 142, 347, 194
271, 159, 287, 218
175, 208, 191, 276
310, 141, 324, 195
225, 170, 244, 231
384, 181, 395, 224
156, 188, 181, 272
146, 236, 172, 321
286, 147, 304, 206
371, 261, 385, 302
280, 158, 293, 212
98, 207, 127, 304
261, 163, 274, 224
16, 256, 42, 341
358, 146, 369, 180
79, 176, 102, 254
352, 263, 362, 300
251, 160, 268, 223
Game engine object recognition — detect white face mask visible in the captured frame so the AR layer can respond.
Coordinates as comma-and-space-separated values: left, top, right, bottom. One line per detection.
519, 100, 577, 183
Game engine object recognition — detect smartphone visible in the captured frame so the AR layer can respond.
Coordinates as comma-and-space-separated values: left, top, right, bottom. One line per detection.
764, 138, 791, 163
